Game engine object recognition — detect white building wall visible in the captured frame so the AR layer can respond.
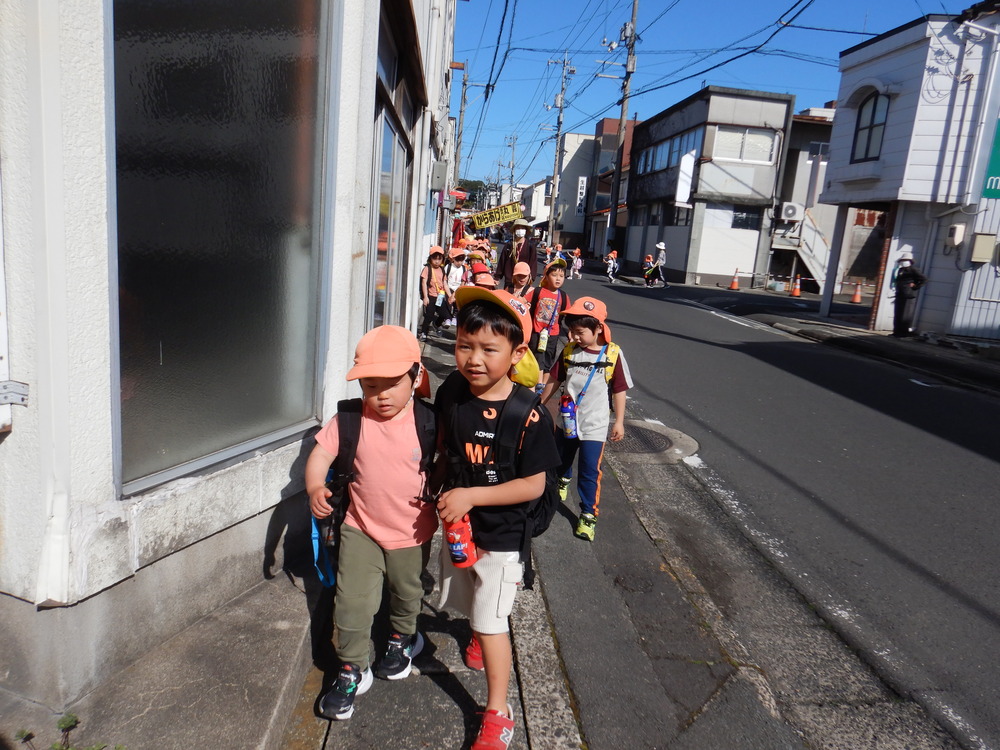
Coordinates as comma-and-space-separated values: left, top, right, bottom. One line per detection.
952, 201, 1000, 336
0, 0, 455, 708
0, 0, 122, 604
695, 204, 760, 277
823, 29, 932, 203
556, 133, 595, 236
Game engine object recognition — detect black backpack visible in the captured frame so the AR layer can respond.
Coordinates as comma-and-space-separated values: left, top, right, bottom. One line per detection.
437, 373, 561, 589
315, 397, 438, 583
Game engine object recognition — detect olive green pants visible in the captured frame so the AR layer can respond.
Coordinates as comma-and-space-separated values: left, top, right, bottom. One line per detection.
333, 524, 429, 668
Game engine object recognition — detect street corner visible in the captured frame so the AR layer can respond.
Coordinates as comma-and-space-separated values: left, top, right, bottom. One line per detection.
608, 418, 699, 465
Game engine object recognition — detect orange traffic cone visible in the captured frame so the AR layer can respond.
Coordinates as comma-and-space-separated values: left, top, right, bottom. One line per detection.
728, 269, 740, 291
850, 281, 862, 304
790, 274, 801, 298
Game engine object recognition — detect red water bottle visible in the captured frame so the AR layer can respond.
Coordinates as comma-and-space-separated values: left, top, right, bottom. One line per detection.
444, 515, 478, 568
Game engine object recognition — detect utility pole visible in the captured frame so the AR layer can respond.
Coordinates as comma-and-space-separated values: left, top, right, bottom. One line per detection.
505, 134, 517, 204
547, 52, 575, 247
607, 0, 639, 250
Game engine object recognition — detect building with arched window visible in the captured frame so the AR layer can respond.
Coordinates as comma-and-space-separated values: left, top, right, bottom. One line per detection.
821, 6, 1000, 338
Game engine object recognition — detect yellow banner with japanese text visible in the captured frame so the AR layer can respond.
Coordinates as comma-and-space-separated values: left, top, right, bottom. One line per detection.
469, 201, 523, 230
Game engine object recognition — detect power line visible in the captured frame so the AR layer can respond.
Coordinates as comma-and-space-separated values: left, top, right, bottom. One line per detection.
637, 0, 683, 36
627, 0, 818, 102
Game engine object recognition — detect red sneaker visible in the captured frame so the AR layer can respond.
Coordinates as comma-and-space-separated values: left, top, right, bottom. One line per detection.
471, 706, 515, 750
464, 635, 484, 671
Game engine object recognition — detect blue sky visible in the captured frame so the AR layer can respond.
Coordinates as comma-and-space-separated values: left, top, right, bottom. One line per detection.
451, 0, 970, 186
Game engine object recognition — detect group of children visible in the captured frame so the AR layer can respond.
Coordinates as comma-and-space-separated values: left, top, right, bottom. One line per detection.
419, 240, 498, 340
306, 253, 632, 748
422, 239, 587, 341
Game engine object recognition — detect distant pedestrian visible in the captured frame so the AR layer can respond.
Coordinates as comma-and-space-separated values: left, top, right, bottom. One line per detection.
495, 218, 538, 291
306, 326, 437, 721
541, 296, 633, 542
570, 248, 583, 280
524, 258, 571, 391
891, 251, 928, 337
511, 262, 532, 298
642, 255, 656, 287
471, 262, 497, 289
444, 247, 470, 327
655, 242, 669, 287
604, 250, 619, 284
419, 246, 449, 340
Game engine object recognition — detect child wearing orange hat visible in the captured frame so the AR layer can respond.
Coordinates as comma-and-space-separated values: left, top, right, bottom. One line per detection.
540, 297, 633, 543
306, 325, 437, 720
642, 254, 655, 287
445, 247, 470, 326
523, 258, 570, 390
419, 246, 450, 340
435, 288, 560, 750
604, 249, 619, 284
511, 261, 532, 298
470, 262, 497, 289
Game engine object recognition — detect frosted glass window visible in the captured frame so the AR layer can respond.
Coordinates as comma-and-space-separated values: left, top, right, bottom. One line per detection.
715, 126, 774, 163
115, 0, 324, 486
714, 126, 743, 159
744, 129, 775, 162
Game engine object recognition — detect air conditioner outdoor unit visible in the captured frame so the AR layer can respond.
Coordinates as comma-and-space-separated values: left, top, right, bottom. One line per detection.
781, 202, 805, 222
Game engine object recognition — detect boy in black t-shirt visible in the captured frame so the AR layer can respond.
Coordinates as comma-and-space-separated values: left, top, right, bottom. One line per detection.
435, 287, 560, 750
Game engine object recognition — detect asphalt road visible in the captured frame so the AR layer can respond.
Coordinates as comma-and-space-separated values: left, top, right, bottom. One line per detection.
561, 272, 1000, 749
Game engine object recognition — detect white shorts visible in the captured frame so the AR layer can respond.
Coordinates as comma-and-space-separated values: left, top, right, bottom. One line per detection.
438, 547, 523, 635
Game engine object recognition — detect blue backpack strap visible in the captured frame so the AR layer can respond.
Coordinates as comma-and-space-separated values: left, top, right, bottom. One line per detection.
311, 516, 336, 588
312, 399, 363, 587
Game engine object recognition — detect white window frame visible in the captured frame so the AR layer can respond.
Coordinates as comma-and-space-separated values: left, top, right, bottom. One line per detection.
713, 125, 777, 165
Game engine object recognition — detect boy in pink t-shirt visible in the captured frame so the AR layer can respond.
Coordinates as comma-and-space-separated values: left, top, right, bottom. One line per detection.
305, 325, 437, 721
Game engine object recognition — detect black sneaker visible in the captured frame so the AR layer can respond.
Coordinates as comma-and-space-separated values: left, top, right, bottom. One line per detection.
318, 663, 372, 720
376, 632, 424, 680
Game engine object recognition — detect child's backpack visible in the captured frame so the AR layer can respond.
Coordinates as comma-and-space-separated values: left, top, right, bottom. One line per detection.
311, 397, 438, 587
436, 373, 560, 589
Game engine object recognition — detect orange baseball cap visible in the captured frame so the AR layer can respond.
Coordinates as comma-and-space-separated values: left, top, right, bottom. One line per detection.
455, 287, 531, 344
473, 273, 497, 288
449, 247, 466, 259
427, 246, 444, 258
513, 261, 531, 278
346, 325, 429, 396
560, 296, 612, 342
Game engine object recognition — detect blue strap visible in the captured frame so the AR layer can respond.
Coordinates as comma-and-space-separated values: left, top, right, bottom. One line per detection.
544, 291, 561, 333
311, 516, 336, 588
576, 345, 607, 402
